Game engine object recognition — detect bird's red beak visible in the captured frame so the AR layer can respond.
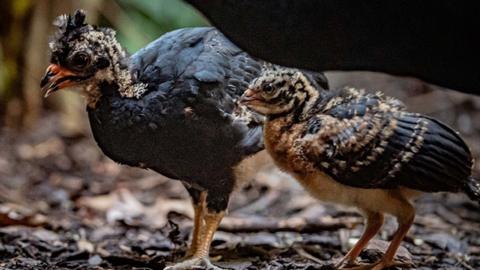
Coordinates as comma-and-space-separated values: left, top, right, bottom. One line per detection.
240, 88, 264, 105
40, 64, 79, 97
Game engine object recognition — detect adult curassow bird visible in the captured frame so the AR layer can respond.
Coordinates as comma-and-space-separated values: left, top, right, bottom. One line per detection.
186, 0, 480, 95
40, 10, 329, 270
240, 67, 479, 270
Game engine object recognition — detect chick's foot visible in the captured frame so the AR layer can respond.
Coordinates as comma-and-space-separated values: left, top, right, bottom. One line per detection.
164, 257, 226, 270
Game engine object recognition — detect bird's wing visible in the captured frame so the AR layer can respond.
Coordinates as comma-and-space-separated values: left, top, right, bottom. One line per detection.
187, 29, 264, 113
298, 88, 472, 191
129, 27, 264, 112
129, 27, 265, 156
179, 28, 266, 155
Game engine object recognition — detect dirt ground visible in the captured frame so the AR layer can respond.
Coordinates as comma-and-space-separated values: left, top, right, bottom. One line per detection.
0, 78, 479, 270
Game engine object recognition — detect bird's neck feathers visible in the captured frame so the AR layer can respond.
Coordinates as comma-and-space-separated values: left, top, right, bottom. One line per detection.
82, 32, 147, 108
296, 74, 321, 117
268, 74, 321, 123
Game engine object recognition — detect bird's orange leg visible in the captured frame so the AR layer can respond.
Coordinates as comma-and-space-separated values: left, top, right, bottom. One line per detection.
336, 212, 384, 269
184, 191, 207, 259
347, 201, 415, 270
192, 209, 225, 258
370, 207, 415, 270
165, 205, 225, 270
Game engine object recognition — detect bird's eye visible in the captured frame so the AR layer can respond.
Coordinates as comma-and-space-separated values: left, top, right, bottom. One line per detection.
264, 83, 274, 93
71, 52, 90, 68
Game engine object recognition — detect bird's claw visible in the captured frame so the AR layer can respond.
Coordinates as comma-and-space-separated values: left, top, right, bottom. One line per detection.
339, 259, 413, 270
334, 257, 360, 269
165, 257, 226, 270
370, 259, 414, 270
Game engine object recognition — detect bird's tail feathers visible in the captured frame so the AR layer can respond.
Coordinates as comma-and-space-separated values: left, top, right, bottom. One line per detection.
464, 176, 480, 205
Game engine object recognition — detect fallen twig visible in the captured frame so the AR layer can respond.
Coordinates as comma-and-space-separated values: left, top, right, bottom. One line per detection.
220, 215, 362, 233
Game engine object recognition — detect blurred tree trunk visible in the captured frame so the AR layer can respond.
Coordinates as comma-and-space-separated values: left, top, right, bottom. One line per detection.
0, 0, 35, 129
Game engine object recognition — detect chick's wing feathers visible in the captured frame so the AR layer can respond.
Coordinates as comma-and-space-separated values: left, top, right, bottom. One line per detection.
299, 88, 472, 192
393, 115, 473, 192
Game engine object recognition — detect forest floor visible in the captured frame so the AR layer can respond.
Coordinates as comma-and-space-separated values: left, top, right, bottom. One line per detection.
0, 85, 480, 270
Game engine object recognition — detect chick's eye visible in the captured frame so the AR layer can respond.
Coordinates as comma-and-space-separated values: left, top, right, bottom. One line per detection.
71, 52, 89, 68
264, 83, 274, 93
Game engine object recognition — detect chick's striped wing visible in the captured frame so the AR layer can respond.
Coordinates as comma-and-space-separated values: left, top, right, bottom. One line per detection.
298, 111, 397, 189
298, 89, 472, 191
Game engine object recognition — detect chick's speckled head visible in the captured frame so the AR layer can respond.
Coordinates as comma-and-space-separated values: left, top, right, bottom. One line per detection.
241, 67, 317, 116
41, 10, 127, 98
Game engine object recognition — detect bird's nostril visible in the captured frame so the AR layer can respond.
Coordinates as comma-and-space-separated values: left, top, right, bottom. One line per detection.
40, 71, 55, 88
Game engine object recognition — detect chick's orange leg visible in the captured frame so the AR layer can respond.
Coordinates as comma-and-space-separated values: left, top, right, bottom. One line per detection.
348, 200, 415, 270
336, 211, 384, 269
370, 206, 415, 270
185, 191, 207, 258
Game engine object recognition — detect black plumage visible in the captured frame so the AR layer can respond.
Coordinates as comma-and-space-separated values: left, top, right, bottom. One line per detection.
88, 28, 265, 207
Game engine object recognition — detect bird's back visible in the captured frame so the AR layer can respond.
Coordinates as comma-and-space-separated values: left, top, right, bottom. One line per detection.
129, 27, 262, 112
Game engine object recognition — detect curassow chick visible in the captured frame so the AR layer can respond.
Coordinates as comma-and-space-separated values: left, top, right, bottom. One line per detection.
240, 67, 479, 270
40, 10, 329, 270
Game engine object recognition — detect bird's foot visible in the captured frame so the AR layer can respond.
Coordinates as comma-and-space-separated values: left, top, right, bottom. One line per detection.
164, 257, 226, 270
370, 259, 413, 270
334, 256, 359, 269
339, 263, 371, 270
340, 259, 413, 270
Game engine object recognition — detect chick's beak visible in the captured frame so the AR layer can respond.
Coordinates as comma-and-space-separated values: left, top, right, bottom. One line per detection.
40, 64, 78, 97
240, 89, 263, 105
